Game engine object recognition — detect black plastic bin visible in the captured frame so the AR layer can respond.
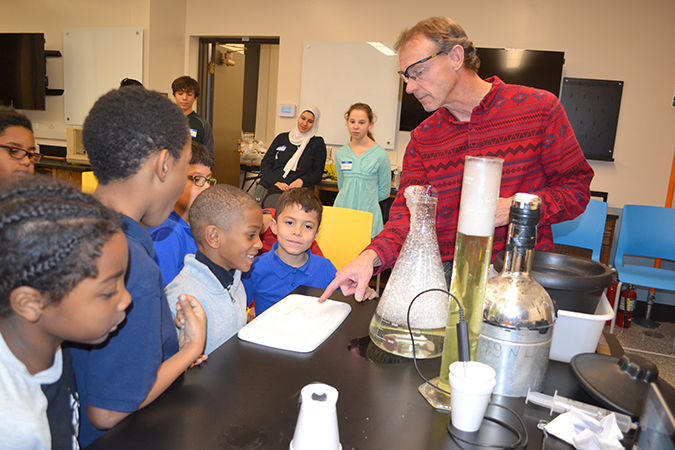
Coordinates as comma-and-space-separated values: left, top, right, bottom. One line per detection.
493, 250, 613, 314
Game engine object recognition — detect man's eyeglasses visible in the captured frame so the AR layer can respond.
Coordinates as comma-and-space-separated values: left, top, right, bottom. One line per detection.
398, 51, 445, 83
188, 174, 217, 187
0, 145, 43, 163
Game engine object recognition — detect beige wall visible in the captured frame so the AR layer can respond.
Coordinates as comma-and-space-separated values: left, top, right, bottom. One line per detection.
148, 0, 187, 94
0, 0, 152, 127
3, 0, 675, 210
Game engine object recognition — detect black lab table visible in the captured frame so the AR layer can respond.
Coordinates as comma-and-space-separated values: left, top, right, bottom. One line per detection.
87, 287, 615, 450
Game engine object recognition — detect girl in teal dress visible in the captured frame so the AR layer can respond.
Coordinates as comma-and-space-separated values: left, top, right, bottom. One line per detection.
334, 103, 392, 238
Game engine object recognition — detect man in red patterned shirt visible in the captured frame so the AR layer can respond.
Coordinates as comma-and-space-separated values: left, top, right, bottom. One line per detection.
320, 16, 593, 303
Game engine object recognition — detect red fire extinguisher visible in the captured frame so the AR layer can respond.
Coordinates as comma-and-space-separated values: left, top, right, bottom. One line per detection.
617, 284, 636, 328
605, 271, 618, 326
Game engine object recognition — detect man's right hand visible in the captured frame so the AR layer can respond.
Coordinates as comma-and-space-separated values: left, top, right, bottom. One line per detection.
318, 250, 379, 303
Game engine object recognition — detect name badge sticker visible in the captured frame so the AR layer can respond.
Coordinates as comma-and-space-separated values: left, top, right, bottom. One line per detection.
276, 145, 287, 152
340, 161, 353, 171
190, 128, 198, 138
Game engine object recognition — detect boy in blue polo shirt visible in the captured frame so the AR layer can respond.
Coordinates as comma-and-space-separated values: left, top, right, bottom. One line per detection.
242, 188, 377, 317
149, 141, 215, 285
69, 87, 207, 447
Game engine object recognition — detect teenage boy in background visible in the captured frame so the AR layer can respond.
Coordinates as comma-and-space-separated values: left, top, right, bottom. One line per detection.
149, 141, 216, 286
171, 75, 214, 157
0, 106, 42, 184
69, 86, 207, 447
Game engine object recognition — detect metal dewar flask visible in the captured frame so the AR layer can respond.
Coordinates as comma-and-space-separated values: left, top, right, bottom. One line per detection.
475, 193, 556, 397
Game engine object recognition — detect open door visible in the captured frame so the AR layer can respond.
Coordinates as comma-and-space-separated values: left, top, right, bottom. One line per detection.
197, 37, 279, 187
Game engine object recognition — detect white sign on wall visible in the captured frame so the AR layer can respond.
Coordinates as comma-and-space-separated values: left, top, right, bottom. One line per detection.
64, 27, 143, 125
300, 41, 400, 150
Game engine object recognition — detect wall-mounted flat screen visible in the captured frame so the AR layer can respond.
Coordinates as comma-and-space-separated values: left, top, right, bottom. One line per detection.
399, 48, 565, 131
0, 33, 46, 110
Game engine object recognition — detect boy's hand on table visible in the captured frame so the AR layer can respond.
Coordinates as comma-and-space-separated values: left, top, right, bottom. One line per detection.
246, 307, 256, 323
189, 354, 208, 368
176, 294, 207, 364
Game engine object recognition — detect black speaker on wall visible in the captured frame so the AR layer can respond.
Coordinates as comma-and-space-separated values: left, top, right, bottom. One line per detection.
560, 77, 623, 162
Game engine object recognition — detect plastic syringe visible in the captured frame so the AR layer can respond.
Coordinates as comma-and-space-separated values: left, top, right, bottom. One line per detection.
525, 389, 637, 433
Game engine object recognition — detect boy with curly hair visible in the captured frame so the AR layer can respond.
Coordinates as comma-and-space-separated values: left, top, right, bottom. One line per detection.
69, 86, 207, 447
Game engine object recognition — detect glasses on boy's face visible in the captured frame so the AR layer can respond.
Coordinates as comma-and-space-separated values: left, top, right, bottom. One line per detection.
188, 174, 217, 187
0, 145, 43, 163
398, 51, 446, 83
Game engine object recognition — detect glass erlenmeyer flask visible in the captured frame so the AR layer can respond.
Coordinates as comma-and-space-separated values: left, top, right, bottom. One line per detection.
368, 185, 448, 358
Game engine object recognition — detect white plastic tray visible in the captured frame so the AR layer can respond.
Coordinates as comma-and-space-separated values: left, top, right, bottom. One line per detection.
237, 294, 352, 353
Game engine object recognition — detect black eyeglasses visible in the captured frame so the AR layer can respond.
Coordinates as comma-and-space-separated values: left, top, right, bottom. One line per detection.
398, 52, 445, 83
188, 175, 217, 187
0, 145, 42, 163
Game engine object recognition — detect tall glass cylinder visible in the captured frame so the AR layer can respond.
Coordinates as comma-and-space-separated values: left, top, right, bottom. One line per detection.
368, 185, 448, 359
420, 156, 503, 410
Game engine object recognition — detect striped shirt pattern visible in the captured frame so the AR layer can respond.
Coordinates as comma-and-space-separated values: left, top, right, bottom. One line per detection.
369, 77, 594, 270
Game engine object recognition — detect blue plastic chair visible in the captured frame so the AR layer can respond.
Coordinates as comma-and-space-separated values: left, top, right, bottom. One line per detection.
609, 205, 675, 333
551, 199, 608, 262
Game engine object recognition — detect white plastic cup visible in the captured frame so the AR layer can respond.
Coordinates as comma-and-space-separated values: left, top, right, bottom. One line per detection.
449, 361, 497, 432
290, 383, 341, 450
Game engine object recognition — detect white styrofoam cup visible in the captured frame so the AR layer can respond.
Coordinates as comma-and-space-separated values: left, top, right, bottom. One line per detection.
290, 383, 341, 450
449, 361, 497, 432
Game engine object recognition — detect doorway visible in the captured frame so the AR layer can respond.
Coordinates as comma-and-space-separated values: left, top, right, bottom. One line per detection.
197, 37, 280, 187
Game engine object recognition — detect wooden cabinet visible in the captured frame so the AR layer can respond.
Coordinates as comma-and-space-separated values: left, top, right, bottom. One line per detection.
600, 208, 619, 266
35, 158, 90, 190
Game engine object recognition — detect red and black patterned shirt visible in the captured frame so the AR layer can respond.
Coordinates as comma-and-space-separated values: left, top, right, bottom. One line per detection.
368, 77, 594, 271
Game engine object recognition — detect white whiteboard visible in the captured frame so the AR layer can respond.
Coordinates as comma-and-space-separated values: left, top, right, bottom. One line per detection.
300, 41, 400, 150
64, 27, 144, 125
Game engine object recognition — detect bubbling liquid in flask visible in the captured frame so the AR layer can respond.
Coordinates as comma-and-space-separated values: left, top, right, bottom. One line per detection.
368, 185, 448, 359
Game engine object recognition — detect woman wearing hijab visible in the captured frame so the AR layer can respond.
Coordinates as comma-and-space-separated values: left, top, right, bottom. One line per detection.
257, 105, 327, 208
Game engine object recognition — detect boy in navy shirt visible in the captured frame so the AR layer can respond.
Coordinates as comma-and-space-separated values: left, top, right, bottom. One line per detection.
69, 87, 207, 447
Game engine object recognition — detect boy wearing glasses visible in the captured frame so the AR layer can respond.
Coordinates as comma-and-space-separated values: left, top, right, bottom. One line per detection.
0, 107, 42, 184
150, 141, 216, 286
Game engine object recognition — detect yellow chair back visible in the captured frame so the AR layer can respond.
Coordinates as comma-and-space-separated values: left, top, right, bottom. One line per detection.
81, 171, 98, 194
315, 206, 373, 271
